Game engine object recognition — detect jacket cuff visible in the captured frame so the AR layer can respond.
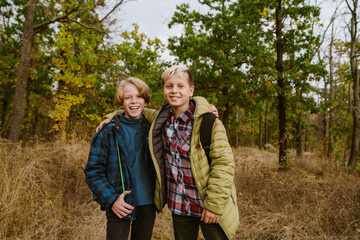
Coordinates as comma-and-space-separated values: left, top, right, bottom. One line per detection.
106, 194, 119, 210
203, 201, 223, 215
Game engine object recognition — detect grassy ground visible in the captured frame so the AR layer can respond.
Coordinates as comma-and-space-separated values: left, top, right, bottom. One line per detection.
1, 139, 360, 239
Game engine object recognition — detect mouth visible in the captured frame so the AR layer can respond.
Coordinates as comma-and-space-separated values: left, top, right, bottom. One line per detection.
129, 106, 140, 110
170, 96, 179, 100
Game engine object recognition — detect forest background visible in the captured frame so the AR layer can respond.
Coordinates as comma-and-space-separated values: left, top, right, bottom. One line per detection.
2, 0, 360, 239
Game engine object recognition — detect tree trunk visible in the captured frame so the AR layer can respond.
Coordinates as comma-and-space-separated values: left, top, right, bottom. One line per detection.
276, 0, 287, 167
327, 22, 335, 157
265, 101, 269, 144
296, 111, 303, 156
348, 80, 352, 114
304, 113, 309, 152
9, 0, 38, 141
24, 77, 32, 137
259, 113, 263, 149
322, 76, 328, 153
1, 99, 8, 136
222, 87, 230, 133
236, 107, 240, 148
348, 0, 360, 168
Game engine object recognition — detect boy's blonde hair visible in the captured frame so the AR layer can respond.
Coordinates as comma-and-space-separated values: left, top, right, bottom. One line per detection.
161, 65, 194, 88
115, 77, 151, 106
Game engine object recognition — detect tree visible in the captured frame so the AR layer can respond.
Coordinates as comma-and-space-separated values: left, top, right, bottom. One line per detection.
168, 0, 269, 131
8, 0, 127, 141
9, 0, 39, 141
49, 21, 165, 139
264, 0, 322, 166
0, 1, 22, 136
346, 0, 360, 168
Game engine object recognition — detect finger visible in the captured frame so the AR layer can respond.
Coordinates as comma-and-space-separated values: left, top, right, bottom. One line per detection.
119, 207, 132, 215
122, 202, 134, 210
201, 210, 205, 221
204, 215, 209, 224
96, 126, 100, 133
114, 210, 124, 219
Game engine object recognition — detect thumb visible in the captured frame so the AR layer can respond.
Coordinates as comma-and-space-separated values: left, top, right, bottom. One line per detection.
120, 190, 131, 199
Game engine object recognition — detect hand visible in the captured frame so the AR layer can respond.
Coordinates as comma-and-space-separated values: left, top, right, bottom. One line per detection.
209, 104, 219, 117
96, 119, 110, 132
201, 208, 220, 224
111, 191, 134, 219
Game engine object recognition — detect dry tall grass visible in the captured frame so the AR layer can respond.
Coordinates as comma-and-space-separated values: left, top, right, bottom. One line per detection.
0, 139, 105, 239
1, 140, 360, 239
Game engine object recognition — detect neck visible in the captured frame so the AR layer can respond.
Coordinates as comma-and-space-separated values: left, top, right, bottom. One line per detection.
171, 104, 190, 118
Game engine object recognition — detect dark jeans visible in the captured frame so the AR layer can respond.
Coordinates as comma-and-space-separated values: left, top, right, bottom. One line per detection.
172, 213, 228, 240
106, 204, 156, 240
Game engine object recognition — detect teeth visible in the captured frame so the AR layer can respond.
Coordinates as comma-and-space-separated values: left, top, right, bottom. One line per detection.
129, 107, 140, 110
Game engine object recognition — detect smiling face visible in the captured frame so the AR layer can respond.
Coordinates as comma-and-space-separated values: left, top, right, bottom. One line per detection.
163, 73, 194, 117
122, 83, 147, 119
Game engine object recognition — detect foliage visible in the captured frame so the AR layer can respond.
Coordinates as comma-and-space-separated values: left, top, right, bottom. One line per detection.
168, 0, 270, 130
0, 0, 165, 141
0, 0, 358, 165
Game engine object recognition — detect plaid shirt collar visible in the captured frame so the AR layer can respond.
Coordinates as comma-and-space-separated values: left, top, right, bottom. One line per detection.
169, 101, 195, 123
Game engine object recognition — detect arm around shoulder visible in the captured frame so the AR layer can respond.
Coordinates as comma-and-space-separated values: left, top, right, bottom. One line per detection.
142, 108, 158, 123
105, 110, 123, 120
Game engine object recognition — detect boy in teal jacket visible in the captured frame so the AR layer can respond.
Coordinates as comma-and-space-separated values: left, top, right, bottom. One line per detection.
85, 77, 156, 240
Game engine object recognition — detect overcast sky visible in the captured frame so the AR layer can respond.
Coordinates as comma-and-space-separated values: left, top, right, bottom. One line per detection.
112, 0, 192, 41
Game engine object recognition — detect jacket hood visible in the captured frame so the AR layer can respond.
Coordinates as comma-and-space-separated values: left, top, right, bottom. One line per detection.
192, 96, 211, 118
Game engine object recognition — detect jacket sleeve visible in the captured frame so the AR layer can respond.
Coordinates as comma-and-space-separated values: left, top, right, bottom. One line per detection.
202, 118, 235, 215
84, 130, 119, 210
105, 110, 122, 120
142, 108, 158, 123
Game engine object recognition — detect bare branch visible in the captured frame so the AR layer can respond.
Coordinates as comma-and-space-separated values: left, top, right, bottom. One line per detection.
38, 3, 52, 22
68, 18, 108, 35
344, 0, 355, 15
100, 0, 128, 23
33, 8, 78, 32
313, 5, 339, 55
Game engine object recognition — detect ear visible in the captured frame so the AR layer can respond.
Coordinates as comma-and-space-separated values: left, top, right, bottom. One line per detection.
190, 86, 194, 97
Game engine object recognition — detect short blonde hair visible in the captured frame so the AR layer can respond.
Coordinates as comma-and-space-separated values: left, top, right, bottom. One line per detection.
161, 65, 194, 88
115, 77, 151, 106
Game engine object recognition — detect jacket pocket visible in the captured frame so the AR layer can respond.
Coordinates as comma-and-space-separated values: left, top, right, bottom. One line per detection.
107, 175, 121, 187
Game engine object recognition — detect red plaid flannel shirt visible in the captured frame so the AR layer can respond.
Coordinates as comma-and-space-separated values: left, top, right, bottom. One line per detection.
163, 102, 203, 217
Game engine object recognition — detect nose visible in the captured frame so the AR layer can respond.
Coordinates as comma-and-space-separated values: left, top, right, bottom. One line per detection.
170, 86, 178, 93
130, 96, 138, 103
